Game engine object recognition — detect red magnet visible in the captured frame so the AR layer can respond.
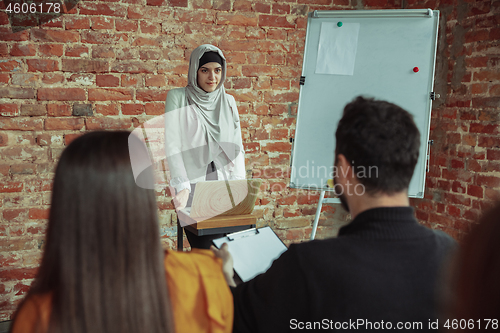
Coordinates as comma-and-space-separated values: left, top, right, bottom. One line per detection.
413, 67, 419, 73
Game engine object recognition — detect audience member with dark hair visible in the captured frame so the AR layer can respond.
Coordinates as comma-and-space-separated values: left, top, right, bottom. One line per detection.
214, 96, 457, 332
446, 202, 500, 328
10, 131, 233, 333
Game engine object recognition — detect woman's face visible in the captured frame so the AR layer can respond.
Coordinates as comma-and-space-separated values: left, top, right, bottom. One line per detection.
197, 62, 222, 93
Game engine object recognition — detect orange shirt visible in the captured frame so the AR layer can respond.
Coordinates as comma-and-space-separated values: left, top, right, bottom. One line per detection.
10, 249, 233, 333
164, 249, 233, 333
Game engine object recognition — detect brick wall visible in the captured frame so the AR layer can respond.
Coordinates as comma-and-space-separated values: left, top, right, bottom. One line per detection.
0, 0, 499, 321
407, 0, 500, 240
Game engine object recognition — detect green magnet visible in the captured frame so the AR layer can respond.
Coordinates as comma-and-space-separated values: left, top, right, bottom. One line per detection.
337, 21, 343, 27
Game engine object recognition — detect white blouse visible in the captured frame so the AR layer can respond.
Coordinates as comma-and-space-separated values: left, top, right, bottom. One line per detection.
164, 88, 246, 193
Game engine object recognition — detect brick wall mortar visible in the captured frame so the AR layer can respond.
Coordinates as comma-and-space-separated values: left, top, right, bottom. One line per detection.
408, 0, 500, 241
0, 0, 499, 320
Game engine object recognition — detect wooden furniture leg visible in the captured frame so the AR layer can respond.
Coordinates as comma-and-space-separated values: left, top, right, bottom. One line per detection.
177, 220, 183, 251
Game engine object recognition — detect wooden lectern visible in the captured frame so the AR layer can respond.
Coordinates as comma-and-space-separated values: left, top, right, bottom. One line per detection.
177, 211, 257, 250
175, 179, 262, 250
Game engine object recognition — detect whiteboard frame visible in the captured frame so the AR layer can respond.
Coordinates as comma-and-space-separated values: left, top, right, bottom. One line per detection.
289, 9, 439, 198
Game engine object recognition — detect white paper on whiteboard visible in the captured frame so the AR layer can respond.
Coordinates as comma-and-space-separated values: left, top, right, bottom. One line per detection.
213, 227, 287, 282
315, 22, 360, 75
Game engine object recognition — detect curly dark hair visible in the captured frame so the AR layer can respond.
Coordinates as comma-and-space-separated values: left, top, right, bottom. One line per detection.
335, 96, 420, 194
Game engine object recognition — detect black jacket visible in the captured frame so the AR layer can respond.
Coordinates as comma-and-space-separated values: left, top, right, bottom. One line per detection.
232, 207, 456, 332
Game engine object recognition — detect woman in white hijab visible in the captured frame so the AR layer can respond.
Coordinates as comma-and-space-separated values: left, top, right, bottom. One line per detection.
164, 44, 246, 249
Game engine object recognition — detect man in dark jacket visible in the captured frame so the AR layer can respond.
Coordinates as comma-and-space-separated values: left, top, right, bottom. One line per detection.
214, 96, 456, 332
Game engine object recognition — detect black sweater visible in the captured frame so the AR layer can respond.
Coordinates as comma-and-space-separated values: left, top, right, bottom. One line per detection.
232, 207, 456, 332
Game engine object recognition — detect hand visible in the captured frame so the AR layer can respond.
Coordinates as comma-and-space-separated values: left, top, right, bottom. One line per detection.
170, 187, 189, 212
211, 243, 236, 287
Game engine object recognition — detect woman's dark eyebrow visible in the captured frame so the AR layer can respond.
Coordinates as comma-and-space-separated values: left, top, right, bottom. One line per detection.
200, 65, 222, 70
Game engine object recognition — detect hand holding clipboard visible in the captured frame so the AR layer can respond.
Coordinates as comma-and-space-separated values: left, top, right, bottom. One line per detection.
212, 227, 287, 283
211, 243, 237, 287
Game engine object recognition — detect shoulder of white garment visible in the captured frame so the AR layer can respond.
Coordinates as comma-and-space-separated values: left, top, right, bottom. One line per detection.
225, 93, 237, 108
165, 87, 187, 113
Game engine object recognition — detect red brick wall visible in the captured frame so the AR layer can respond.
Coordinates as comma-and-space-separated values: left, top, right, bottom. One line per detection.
407, 0, 500, 240
0, 0, 499, 321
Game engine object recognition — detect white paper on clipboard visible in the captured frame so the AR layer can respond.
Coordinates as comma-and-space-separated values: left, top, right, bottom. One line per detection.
213, 227, 287, 282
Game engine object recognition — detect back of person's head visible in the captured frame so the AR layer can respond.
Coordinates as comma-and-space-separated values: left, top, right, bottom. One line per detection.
452, 202, 500, 322
335, 96, 420, 194
29, 131, 174, 333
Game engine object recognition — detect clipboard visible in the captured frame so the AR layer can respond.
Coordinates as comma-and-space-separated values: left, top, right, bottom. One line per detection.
212, 227, 287, 282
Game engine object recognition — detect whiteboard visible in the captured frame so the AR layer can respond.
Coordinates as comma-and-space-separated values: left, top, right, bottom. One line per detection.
290, 9, 439, 198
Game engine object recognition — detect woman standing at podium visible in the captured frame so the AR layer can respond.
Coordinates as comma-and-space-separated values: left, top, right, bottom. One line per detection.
164, 44, 246, 249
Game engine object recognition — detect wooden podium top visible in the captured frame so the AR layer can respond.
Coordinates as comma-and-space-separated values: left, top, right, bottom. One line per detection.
177, 210, 257, 230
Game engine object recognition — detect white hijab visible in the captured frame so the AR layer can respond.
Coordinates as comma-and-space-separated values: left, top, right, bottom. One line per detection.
185, 44, 238, 165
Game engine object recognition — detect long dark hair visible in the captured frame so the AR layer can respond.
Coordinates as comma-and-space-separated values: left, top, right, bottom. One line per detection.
21, 131, 174, 333
452, 202, 500, 322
